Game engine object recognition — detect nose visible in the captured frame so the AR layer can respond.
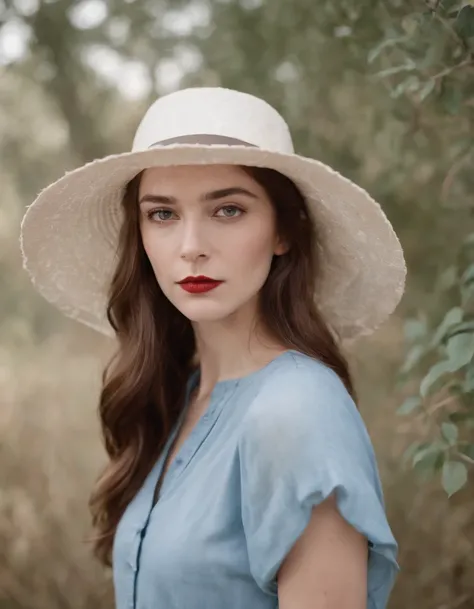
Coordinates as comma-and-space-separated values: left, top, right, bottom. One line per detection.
179, 218, 209, 262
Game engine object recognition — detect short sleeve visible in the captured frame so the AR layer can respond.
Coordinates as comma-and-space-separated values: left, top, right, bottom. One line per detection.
238, 357, 399, 607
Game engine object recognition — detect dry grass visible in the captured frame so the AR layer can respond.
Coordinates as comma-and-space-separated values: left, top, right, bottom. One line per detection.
1, 330, 114, 608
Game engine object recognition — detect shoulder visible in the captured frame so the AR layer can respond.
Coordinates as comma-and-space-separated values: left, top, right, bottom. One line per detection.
240, 351, 373, 466
239, 352, 375, 480
246, 350, 360, 429
259, 350, 350, 397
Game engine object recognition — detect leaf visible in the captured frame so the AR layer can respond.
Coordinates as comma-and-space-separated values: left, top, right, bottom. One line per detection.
442, 461, 468, 496
430, 307, 464, 348
390, 75, 420, 98
374, 60, 417, 79
413, 450, 445, 480
447, 321, 474, 339
441, 0, 462, 11
441, 421, 459, 445
418, 79, 436, 102
459, 443, 474, 460
436, 265, 458, 292
397, 396, 422, 415
367, 36, 407, 64
404, 318, 428, 341
455, 5, 474, 38
461, 262, 474, 284
400, 344, 426, 374
412, 443, 439, 466
446, 332, 474, 370
420, 360, 455, 397
412, 442, 446, 480
461, 282, 474, 307
402, 441, 428, 466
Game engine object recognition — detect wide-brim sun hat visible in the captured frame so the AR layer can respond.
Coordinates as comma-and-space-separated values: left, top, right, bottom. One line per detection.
20, 86, 406, 341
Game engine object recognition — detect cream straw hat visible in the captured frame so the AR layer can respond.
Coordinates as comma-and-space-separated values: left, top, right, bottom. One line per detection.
20, 87, 406, 340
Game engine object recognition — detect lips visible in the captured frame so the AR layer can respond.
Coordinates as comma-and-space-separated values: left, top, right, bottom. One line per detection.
178, 276, 223, 294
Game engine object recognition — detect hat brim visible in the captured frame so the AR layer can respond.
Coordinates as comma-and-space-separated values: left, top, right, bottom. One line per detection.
20, 144, 406, 340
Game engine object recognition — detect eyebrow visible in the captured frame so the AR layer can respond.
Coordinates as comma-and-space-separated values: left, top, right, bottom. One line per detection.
138, 187, 259, 206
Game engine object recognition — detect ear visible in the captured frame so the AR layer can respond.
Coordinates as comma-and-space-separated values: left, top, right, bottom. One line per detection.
274, 236, 290, 256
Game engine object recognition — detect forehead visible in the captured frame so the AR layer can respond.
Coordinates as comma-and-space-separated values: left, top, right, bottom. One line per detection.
138, 164, 265, 198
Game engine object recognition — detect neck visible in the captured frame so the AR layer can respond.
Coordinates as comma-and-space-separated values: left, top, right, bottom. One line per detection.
191, 299, 286, 398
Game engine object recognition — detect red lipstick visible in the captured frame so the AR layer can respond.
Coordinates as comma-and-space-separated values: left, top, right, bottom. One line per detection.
178, 275, 223, 294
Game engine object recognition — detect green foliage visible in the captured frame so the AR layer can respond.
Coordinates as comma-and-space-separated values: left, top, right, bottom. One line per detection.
442, 460, 469, 496
372, 2, 474, 496
397, 232, 474, 495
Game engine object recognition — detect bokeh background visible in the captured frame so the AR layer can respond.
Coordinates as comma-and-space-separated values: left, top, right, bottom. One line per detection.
1, 0, 474, 607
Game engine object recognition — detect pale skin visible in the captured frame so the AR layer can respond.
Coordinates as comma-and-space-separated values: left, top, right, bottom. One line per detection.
138, 164, 368, 608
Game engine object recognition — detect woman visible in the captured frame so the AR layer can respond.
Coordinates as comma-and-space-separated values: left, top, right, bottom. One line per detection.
20, 87, 406, 609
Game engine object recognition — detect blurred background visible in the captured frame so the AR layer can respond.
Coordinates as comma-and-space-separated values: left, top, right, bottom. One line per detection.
1, 0, 474, 607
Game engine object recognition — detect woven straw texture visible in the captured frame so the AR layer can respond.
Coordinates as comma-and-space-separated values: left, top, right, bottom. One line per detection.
20, 88, 406, 340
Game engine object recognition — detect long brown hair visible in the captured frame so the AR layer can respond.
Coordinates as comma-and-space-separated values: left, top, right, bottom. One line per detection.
87, 165, 356, 567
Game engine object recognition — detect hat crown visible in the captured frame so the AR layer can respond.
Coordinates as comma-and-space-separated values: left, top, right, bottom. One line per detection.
132, 87, 295, 154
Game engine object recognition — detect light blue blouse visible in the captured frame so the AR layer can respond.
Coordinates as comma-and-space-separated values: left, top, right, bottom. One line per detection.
112, 350, 399, 609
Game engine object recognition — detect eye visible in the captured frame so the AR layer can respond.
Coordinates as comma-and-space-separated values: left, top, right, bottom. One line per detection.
147, 208, 176, 222
215, 205, 244, 218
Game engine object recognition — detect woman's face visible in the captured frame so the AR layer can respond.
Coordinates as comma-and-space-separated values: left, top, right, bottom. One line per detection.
138, 164, 287, 324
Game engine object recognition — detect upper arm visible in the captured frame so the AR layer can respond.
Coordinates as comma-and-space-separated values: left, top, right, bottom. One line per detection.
277, 494, 368, 609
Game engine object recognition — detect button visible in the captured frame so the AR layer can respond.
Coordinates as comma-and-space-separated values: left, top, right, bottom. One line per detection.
175, 457, 183, 466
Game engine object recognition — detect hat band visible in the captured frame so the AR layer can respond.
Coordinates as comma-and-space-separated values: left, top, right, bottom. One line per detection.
149, 134, 258, 148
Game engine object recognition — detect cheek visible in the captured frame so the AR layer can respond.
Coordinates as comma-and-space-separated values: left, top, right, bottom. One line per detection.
140, 229, 169, 280
229, 221, 276, 280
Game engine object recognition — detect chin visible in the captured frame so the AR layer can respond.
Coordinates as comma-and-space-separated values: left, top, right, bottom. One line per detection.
174, 300, 240, 323
179, 307, 232, 323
